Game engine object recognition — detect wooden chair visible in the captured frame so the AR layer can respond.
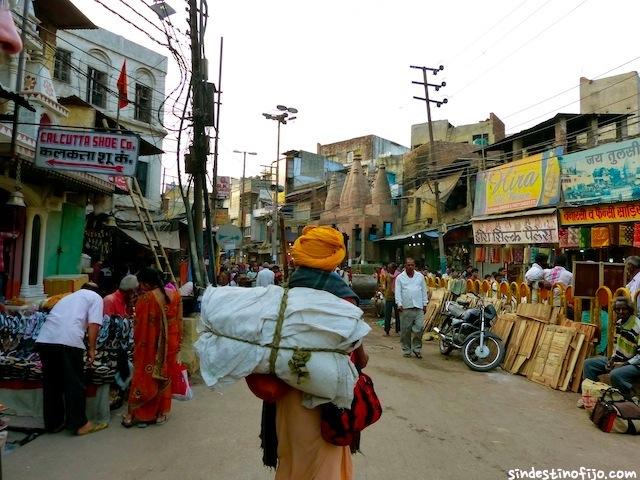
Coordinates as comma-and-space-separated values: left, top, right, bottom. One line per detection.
594, 286, 613, 356
480, 280, 491, 297
427, 277, 435, 288
434, 277, 441, 288
509, 282, 520, 304
613, 287, 631, 300
538, 286, 550, 305
518, 283, 531, 304
551, 283, 567, 310
466, 279, 475, 294
474, 280, 481, 295
635, 290, 640, 312
499, 281, 511, 303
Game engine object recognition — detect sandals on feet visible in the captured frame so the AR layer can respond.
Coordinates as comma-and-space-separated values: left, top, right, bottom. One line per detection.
77, 422, 108, 436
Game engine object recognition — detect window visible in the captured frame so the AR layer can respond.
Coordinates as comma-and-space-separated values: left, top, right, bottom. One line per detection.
134, 83, 152, 123
86, 67, 107, 108
472, 133, 489, 144
383, 222, 393, 236
415, 198, 422, 220
53, 49, 71, 83
135, 161, 149, 197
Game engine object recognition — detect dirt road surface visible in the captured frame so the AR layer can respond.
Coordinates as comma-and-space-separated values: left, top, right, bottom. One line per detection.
4, 319, 639, 480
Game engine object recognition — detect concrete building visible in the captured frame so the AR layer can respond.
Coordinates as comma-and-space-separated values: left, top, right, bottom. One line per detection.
580, 72, 640, 139
411, 113, 505, 149
52, 28, 168, 210
0, 0, 119, 300
317, 134, 409, 165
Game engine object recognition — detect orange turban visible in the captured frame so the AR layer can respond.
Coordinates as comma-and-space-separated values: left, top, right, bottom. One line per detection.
291, 226, 346, 271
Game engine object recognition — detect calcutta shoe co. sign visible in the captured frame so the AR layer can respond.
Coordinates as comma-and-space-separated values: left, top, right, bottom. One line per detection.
35, 127, 139, 177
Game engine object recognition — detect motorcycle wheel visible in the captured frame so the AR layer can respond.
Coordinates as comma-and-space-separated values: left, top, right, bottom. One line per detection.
461, 335, 505, 372
438, 319, 454, 356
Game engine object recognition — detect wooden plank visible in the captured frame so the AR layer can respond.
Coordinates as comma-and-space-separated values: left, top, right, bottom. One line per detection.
560, 333, 585, 391
503, 318, 526, 371
528, 325, 555, 384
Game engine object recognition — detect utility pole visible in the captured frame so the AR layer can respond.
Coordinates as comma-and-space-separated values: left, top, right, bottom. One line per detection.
263, 105, 297, 265
411, 64, 448, 274
188, 0, 208, 286
234, 150, 257, 262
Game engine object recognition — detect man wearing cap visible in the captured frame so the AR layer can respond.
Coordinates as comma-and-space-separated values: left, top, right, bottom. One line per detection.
103, 274, 139, 317
255, 262, 275, 287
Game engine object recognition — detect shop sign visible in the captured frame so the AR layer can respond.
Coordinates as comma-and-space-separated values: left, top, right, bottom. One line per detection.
214, 208, 229, 225
108, 175, 129, 191
560, 202, 640, 225
216, 223, 242, 250
216, 176, 231, 199
560, 139, 640, 206
473, 148, 562, 216
472, 213, 558, 244
35, 127, 139, 176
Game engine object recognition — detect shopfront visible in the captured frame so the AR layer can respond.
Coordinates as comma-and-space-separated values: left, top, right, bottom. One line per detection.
558, 138, 640, 264
472, 148, 562, 281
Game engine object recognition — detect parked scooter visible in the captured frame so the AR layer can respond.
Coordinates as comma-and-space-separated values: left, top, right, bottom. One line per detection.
433, 293, 505, 372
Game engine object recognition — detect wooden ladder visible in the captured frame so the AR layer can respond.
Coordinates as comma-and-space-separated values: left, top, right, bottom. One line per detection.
128, 177, 176, 284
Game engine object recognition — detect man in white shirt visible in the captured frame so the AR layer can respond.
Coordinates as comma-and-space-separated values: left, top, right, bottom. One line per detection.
395, 257, 428, 359
255, 262, 275, 287
524, 253, 548, 303
36, 283, 106, 435
625, 256, 640, 301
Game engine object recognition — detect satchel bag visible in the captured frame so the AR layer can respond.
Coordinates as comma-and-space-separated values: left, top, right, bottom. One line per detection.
591, 388, 640, 434
320, 371, 383, 447
581, 379, 612, 412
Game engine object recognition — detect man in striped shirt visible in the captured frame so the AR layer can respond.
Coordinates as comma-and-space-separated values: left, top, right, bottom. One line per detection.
584, 296, 640, 397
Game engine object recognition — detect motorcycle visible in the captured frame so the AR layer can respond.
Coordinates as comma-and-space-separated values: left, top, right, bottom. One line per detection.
433, 293, 505, 372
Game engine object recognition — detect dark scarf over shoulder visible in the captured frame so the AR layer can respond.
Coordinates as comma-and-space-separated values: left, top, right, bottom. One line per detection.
260, 266, 360, 467
288, 267, 359, 304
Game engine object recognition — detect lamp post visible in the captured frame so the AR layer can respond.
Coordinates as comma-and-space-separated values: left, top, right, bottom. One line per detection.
233, 149, 257, 262
262, 105, 297, 264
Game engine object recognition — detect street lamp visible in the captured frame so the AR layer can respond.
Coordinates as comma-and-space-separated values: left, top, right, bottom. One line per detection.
233, 149, 257, 261
262, 105, 297, 264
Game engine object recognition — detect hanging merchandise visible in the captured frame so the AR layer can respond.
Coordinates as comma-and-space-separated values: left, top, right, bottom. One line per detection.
619, 224, 634, 246
634, 224, 640, 248
523, 247, 532, 264
512, 247, 525, 264
579, 227, 591, 249
489, 246, 502, 264
475, 246, 486, 263
591, 226, 610, 248
567, 227, 580, 248
502, 247, 514, 264
558, 228, 569, 248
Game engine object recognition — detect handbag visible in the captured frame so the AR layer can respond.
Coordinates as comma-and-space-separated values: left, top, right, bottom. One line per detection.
590, 388, 640, 434
171, 363, 194, 401
580, 379, 611, 412
320, 371, 383, 447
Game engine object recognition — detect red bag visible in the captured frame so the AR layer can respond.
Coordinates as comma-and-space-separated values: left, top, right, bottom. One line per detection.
171, 363, 193, 401
245, 373, 290, 402
320, 371, 383, 446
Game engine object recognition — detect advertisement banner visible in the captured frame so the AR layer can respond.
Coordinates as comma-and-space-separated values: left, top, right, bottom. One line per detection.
472, 213, 559, 245
35, 127, 139, 176
473, 148, 562, 216
216, 176, 231, 199
560, 139, 640, 205
560, 202, 640, 225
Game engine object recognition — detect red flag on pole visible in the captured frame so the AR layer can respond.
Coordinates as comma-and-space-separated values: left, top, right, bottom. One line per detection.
117, 60, 129, 109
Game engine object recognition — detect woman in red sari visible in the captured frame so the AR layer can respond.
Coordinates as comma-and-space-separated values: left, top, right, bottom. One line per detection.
122, 267, 182, 427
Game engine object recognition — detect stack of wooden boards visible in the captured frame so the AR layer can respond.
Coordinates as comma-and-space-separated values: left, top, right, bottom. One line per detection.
491, 304, 597, 392
422, 288, 454, 334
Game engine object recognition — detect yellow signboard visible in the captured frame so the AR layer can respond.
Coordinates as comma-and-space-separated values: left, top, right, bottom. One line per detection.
560, 202, 640, 225
473, 149, 562, 216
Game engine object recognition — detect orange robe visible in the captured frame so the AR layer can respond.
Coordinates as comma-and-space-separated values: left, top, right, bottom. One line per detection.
275, 389, 352, 480
128, 288, 182, 423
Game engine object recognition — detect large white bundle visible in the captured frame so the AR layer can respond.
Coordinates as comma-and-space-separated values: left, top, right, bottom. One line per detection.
195, 285, 370, 408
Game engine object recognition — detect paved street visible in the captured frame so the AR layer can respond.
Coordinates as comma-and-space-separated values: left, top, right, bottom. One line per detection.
4, 317, 639, 480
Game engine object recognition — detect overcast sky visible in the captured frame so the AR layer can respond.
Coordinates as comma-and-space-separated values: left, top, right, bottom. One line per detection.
69, 0, 640, 184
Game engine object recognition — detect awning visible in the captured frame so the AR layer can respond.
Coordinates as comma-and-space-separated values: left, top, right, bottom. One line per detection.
374, 228, 438, 242
471, 207, 557, 222
119, 228, 181, 251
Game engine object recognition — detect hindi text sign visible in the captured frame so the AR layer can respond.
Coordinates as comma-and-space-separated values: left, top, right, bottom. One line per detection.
472, 213, 559, 245
560, 202, 640, 225
35, 127, 139, 177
